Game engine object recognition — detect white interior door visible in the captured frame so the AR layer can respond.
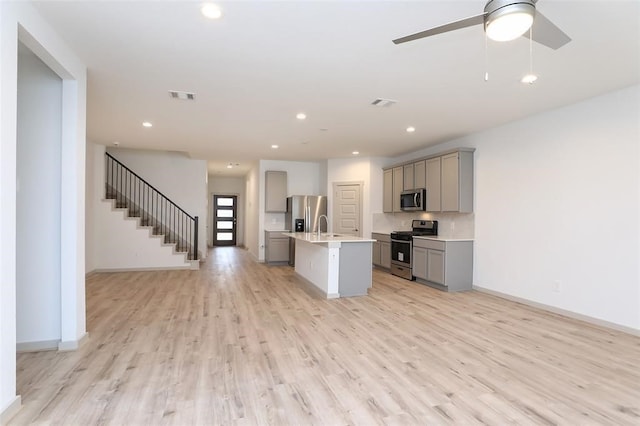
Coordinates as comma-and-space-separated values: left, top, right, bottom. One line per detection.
333, 183, 362, 237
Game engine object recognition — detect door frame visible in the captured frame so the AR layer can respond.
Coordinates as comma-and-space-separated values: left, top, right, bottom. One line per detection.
212, 194, 238, 246
332, 181, 364, 237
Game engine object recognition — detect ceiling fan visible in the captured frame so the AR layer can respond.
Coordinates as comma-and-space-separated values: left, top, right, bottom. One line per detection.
392, 0, 571, 50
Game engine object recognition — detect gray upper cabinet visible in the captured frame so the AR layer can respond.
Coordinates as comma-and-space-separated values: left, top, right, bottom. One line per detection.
413, 160, 426, 189
425, 157, 441, 212
265, 170, 287, 212
383, 169, 393, 213
441, 151, 473, 213
392, 167, 403, 212
403, 164, 414, 190
382, 148, 473, 214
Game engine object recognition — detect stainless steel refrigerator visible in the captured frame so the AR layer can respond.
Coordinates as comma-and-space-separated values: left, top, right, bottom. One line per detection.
285, 195, 327, 266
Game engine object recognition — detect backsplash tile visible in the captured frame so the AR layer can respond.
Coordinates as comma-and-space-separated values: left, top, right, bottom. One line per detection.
372, 212, 474, 239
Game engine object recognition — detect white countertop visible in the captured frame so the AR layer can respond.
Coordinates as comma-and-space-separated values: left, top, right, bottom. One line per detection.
413, 235, 474, 242
282, 232, 375, 243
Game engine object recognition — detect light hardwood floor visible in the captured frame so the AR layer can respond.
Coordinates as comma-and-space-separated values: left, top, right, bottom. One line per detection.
12, 247, 640, 425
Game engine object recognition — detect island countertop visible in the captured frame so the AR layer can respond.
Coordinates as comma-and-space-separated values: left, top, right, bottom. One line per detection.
282, 232, 376, 244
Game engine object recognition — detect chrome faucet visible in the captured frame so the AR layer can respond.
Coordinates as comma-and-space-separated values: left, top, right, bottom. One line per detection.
318, 215, 329, 237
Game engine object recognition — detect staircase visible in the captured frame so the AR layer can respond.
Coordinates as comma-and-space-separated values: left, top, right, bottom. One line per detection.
104, 153, 200, 267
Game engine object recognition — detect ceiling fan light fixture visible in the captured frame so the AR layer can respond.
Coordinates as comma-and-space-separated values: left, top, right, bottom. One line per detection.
486, 3, 535, 42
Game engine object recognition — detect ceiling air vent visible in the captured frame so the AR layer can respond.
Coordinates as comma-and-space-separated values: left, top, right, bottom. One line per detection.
371, 98, 397, 107
169, 90, 196, 101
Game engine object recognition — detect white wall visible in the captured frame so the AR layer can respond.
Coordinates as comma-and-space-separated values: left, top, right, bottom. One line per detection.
245, 165, 260, 260
1, 1, 87, 419
104, 147, 208, 260
16, 43, 62, 345
85, 141, 103, 273
95, 200, 192, 270
384, 85, 640, 331
208, 176, 245, 247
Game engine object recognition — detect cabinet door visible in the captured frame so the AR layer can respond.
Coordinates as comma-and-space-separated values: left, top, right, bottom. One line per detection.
413, 247, 428, 280
427, 249, 445, 285
403, 164, 414, 190
413, 160, 426, 189
426, 157, 441, 212
372, 241, 382, 266
383, 169, 393, 213
441, 152, 459, 212
380, 242, 391, 269
265, 171, 287, 212
392, 167, 403, 212
269, 238, 290, 262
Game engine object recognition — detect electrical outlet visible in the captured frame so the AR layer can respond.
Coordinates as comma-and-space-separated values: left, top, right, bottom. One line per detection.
552, 280, 562, 293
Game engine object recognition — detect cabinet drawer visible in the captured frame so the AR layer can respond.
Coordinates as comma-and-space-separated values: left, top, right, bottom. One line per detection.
413, 238, 445, 251
371, 233, 390, 243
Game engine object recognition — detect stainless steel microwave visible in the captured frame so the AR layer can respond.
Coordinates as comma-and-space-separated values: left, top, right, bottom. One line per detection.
400, 188, 426, 211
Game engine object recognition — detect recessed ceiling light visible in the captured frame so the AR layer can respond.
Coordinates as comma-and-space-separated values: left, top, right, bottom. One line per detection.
113, 141, 120, 146
271, 144, 279, 149
226, 164, 233, 169
352, 151, 360, 155
201, 3, 222, 19
521, 74, 538, 84
296, 113, 307, 120
142, 121, 153, 128
406, 126, 416, 133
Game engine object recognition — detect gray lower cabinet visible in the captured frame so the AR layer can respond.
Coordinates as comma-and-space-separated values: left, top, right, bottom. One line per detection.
371, 233, 391, 269
412, 238, 473, 291
265, 231, 289, 263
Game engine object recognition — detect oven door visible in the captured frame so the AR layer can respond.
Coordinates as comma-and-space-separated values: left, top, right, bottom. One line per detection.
391, 239, 413, 280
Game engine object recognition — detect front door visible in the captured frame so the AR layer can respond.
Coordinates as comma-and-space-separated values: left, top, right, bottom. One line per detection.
333, 183, 362, 237
213, 195, 237, 246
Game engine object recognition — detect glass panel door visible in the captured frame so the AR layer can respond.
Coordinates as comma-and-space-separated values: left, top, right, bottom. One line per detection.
213, 195, 237, 246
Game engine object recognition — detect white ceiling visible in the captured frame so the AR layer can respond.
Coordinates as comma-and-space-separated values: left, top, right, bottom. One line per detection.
33, 1, 640, 177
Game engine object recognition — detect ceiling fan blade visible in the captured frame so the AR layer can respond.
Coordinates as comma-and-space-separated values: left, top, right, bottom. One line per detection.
392, 13, 486, 45
526, 10, 571, 50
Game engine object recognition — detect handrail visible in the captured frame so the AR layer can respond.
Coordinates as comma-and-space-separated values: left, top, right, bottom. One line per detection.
105, 152, 199, 261
105, 152, 194, 219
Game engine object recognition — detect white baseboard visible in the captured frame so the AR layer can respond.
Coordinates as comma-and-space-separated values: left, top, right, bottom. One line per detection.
473, 286, 640, 337
58, 332, 89, 352
92, 265, 192, 273
16, 340, 59, 353
16, 333, 89, 353
0, 396, 21, 425
294, 273, 340, 299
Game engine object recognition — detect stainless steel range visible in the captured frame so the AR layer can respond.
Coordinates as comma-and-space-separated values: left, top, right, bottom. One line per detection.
390, 220, 438, 280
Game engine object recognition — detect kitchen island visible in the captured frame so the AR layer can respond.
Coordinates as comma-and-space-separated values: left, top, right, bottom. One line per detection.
282, 232, 376, 298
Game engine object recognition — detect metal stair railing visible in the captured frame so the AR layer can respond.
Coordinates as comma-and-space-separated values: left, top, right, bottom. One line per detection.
105, 152, 199, 261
